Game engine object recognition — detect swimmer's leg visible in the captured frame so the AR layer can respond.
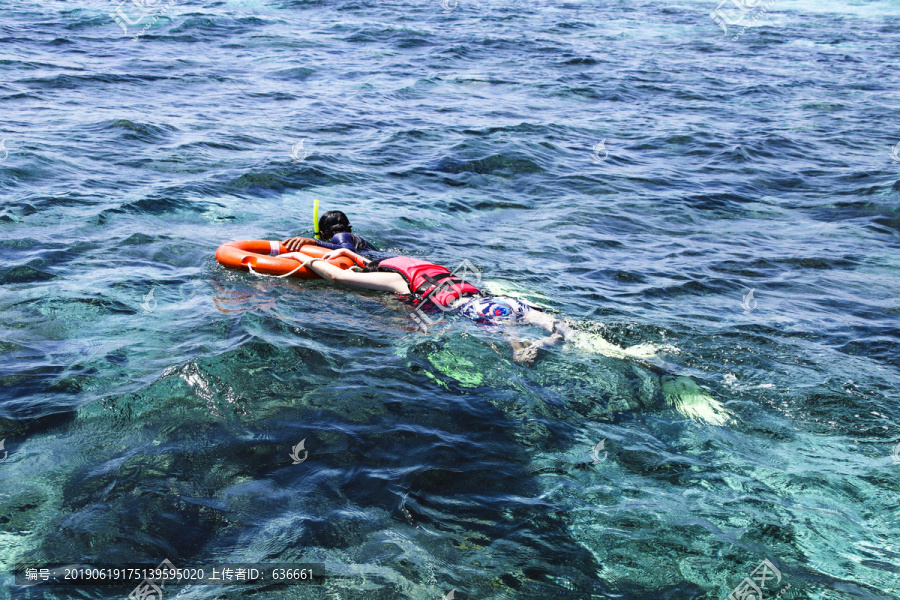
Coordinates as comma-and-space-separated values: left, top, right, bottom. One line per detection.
512, 310, 566, 365
522, 312, 731, 425
511, 332, 564, 365
524, 311, 666, 370
661, 375, 730, 426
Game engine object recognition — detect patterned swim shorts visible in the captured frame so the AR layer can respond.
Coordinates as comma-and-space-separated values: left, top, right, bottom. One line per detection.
457, 296, 531, 324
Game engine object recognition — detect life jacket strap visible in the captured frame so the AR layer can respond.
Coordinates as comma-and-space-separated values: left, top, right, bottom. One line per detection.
414, 272, 456, 298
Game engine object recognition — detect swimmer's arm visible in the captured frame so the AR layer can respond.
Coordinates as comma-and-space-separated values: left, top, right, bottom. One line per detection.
523, 309, 570, 337
321, 248, 370, 267
304, 259, 408, 293
281, 248, 369, 268
510, 311, 568, 364
280, 252, 322, 262
280, 251, 391, 289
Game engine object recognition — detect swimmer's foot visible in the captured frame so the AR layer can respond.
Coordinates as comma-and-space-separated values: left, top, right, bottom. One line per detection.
513, 344, 540, 365
513, 333, 563, 366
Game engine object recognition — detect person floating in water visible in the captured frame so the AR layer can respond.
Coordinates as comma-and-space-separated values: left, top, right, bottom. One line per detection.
283, 210, 376, 253
272, 245, 731, 424
279, 246, 565, 363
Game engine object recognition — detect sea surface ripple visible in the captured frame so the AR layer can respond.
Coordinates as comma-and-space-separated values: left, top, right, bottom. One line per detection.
1, 0, 900, 599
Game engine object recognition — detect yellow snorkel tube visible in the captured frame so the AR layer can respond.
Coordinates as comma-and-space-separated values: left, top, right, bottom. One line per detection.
313, 198, 320, 240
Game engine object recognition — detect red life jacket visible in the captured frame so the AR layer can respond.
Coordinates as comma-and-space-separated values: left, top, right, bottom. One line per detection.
368, 256, 481, 308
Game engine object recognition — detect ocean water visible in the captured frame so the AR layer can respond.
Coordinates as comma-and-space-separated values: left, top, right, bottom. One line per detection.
2, 0, 900, 598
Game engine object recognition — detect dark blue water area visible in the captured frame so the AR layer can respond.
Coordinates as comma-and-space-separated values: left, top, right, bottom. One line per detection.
1, 0, 899, 598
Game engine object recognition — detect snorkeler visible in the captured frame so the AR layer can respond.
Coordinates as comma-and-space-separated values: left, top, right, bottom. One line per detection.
273, 246, 732, 424
279, 246, 565, 363
283, 210, 377, 253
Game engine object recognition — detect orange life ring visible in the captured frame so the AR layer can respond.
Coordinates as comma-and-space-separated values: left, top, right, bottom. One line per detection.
215, 240, 356, 278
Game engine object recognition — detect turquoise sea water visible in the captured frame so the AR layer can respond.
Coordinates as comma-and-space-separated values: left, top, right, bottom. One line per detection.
2, 0, 900, 598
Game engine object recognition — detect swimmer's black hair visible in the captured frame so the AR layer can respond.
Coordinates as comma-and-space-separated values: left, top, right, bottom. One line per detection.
319, 210, 352, 239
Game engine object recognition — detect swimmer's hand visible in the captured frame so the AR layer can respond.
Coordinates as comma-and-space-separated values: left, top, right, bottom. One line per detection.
321, 248, 369, 267
283, 236, 319, 251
